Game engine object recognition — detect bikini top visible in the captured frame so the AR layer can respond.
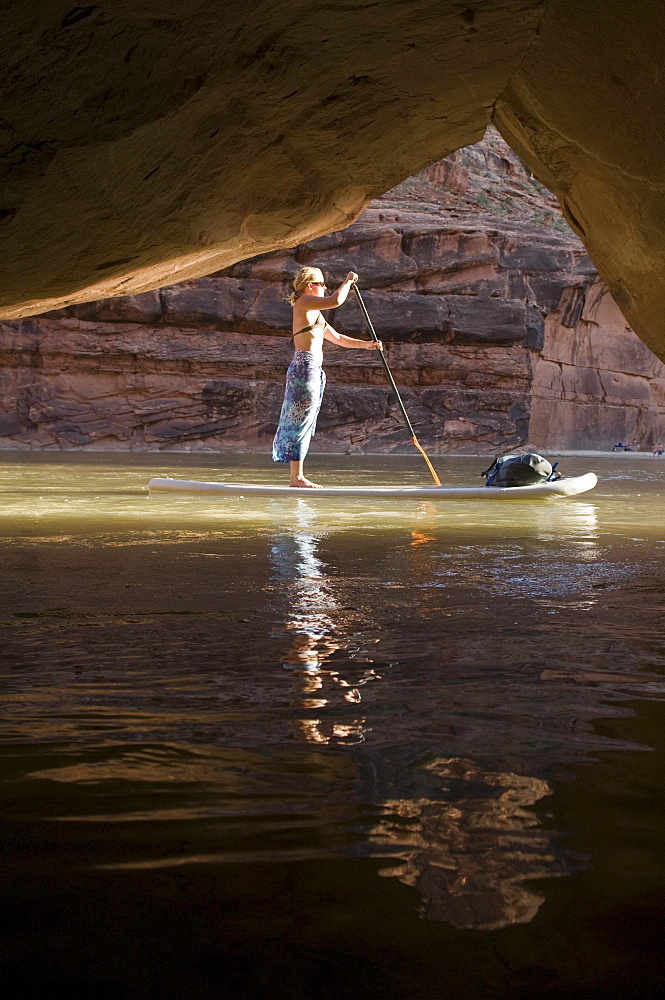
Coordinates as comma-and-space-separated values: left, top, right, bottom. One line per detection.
292, 311, 325, 341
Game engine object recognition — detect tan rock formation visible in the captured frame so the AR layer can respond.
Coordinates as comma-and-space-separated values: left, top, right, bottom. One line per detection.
1, 130, 663, 454
0, 1, 540, 317
493, 1, 665, 361
1, 2, 665, 366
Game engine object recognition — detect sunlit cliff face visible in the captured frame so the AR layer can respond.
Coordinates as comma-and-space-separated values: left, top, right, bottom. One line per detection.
1, 2, 665, 361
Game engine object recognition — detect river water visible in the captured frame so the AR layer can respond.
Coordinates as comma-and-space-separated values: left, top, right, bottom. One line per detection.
1, 452, 664, 999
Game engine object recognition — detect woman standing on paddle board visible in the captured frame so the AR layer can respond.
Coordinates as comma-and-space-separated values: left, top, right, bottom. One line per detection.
273, 267, 382, 488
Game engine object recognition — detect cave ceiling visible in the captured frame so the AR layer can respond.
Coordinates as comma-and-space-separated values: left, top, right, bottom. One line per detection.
1, 1, 664, 360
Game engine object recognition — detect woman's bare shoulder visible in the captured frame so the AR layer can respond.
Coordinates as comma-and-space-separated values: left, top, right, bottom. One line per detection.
295, 294, 321, 308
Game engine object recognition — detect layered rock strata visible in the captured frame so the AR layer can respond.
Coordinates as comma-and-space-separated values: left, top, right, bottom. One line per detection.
1, 132, 663, 454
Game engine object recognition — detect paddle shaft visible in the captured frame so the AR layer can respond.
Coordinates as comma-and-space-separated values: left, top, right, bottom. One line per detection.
352, 284, 441, 486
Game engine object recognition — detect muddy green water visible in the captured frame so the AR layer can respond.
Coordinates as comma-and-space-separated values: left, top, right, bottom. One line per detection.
1, 452, 664, 1000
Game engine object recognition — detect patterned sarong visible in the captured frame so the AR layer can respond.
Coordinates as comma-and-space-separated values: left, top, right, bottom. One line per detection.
272, 351, 326, 463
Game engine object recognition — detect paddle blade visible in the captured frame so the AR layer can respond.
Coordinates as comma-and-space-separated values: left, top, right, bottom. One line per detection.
411, 436, 442, 486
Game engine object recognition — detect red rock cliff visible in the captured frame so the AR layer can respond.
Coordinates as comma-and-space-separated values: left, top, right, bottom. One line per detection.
1, 130, 663, 454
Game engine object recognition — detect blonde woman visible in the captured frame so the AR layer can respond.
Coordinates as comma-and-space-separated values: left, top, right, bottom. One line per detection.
272, 267, 382, 487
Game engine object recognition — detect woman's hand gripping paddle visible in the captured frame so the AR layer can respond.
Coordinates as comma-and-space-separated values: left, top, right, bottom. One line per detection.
352, 284, 442, 486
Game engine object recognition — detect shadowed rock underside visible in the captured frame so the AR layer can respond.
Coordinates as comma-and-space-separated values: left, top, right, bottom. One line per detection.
1, 1, 664, 364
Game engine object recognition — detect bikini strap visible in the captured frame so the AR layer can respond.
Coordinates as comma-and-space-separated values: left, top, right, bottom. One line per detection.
292, 311, 325, 339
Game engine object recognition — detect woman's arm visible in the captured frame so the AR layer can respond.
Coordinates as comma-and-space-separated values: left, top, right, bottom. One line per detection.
323, 322, 383, 351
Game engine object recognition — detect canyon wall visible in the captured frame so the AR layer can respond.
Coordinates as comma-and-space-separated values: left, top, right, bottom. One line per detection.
1, 131, 663, 454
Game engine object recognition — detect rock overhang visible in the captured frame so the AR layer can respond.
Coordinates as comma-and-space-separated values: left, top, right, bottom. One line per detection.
0, 1, 664, 361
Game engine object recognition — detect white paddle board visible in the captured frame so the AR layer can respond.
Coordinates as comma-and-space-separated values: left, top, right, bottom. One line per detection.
148, 472, 597, 501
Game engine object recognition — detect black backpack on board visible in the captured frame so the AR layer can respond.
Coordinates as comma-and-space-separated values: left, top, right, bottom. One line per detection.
481, 453, 561, 488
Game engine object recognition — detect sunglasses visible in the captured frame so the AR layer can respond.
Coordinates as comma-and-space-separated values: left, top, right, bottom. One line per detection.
311, 281, 326, 287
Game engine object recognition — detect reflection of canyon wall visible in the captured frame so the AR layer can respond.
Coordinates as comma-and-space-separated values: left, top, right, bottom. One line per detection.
374, 758, 572, 930
1, 131, 663, 453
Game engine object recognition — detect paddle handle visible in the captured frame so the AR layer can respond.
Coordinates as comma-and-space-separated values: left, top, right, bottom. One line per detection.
353, 284, 415, 434
352, 284, 441, 486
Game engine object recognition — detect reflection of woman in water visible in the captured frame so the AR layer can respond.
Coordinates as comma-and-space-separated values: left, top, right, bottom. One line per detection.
269, 506, 378, 745
272, 266, 382, 489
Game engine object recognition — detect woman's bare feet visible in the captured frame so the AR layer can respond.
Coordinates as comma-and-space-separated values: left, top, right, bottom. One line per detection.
289, 476, 321, 489
288, 461, 321, 488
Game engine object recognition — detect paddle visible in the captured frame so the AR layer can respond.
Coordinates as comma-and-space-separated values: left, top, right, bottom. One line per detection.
352, 284, 442, 486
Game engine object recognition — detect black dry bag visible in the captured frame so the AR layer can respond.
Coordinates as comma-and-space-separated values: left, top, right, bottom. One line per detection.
482, 453, 560, 488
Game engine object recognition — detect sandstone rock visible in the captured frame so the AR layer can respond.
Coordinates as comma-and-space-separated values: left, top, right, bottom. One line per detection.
55, 292, 163, 326
0, 1, 664, 372
419, 160, 469, 197
493, 0, 665, 361
1, 130, 663, 455
0, 1, 541, 317
529, 278, 665, 449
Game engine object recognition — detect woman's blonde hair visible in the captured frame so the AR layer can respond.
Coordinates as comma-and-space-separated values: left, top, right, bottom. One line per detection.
287, 266, 324, 306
